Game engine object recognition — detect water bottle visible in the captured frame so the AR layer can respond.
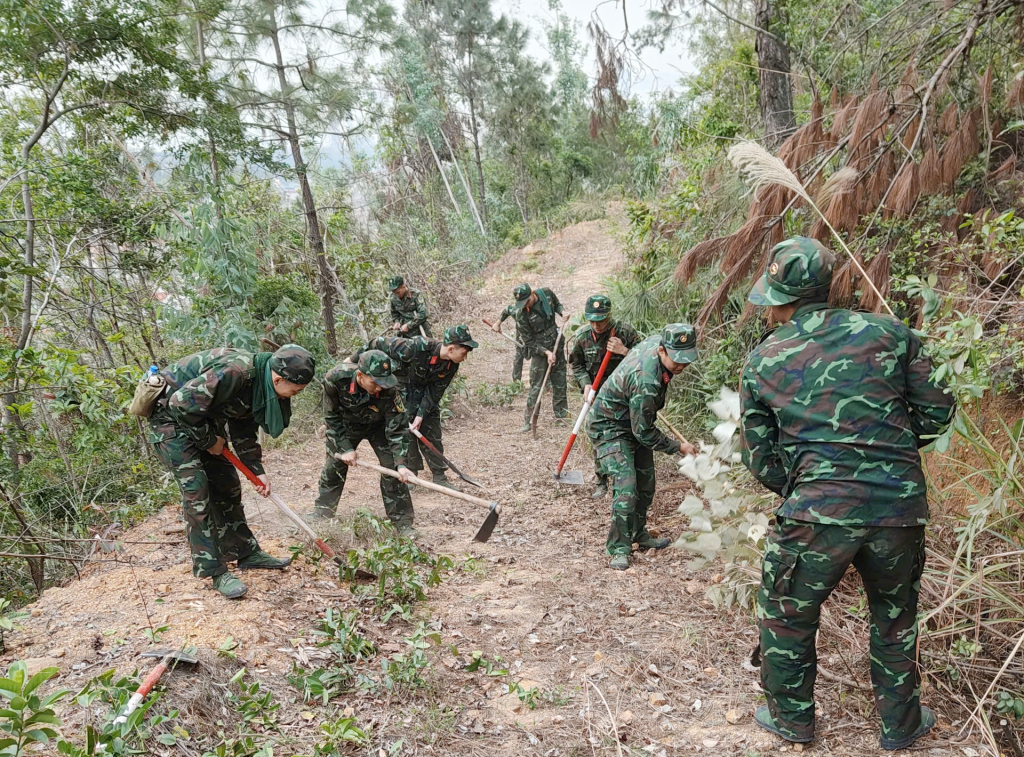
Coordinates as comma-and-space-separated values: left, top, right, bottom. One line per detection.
146, 365, 163, 386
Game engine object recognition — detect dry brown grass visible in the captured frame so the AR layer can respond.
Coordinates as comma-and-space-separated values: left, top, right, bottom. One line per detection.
890, 161, 921, 217
920, 133, 943, 194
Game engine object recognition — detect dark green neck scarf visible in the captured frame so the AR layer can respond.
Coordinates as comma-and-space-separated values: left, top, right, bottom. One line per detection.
252, 352, 291, 438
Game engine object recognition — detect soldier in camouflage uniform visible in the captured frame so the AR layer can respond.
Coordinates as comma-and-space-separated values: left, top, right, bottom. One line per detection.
740, 237, 955, 749
498, 301, 524, 382
353, 325, 478, 489
148, 345, 316, 599
389, 275, 431, 337
586, 325, 698, 570
492, 283, 569, 432
568, 294, 642, 499
313, 350, 419, 537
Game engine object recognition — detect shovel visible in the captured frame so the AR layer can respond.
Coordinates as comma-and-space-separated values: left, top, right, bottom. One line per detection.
341, 456, 503, 543
409, 426, 484, 488
113, 648, 199, 725
554, 331, 617, 485
530, 324, 566, 438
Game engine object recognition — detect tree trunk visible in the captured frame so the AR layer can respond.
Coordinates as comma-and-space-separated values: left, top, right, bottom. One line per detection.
754, 0, 795, 148
466, 37, 487, 226
267, 8, 339, 357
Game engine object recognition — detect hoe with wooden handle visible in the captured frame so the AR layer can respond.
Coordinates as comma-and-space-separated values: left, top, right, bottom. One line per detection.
481, 318, 525, 349
339, 455, 503, 542
113, 648, 199, 726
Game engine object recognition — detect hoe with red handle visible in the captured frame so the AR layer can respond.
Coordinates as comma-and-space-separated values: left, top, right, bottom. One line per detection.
553, 331, 615, 484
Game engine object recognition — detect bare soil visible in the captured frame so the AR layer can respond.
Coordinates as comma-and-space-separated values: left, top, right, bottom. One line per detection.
4, 207, 967, 755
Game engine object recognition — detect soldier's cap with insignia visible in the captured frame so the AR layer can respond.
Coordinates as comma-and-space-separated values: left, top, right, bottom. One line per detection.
660, 323, 698, 365
512, 283, 532, 311
388, 275, 405, 291
357, 349, 397, 389
585, 294, 612, 322
270, 344, 315, 384
443, 324, 479, 350
748, 236, 836, 306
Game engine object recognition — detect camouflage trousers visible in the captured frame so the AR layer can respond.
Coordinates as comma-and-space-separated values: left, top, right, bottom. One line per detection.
512, 343, 523, 383
151, 430, 260, 579
594, 440, 655, 555
524, 349, 568, 423
405, 408, 447, 477
314, 428, 414, 527
758, 517, 926, 742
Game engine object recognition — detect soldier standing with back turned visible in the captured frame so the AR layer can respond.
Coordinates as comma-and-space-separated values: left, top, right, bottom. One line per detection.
586, 325, 698, 570
389, 275, 431, 337
568, 294, 641, 499
491, 283, 569, 432
740, 237, 955, 749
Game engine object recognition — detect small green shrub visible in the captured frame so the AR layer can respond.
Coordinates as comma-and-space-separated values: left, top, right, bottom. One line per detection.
472, 381, 524, 408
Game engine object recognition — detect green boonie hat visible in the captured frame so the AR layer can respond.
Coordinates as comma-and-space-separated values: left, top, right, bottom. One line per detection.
661, 323, 698, 365
585, 294, 612, 322
270, 344, 315, 384
513, 283, 532, 311
443, 324, 478, 349
388, 275, 405, 291
357, 349, 397, 389
748, 237, 836, 306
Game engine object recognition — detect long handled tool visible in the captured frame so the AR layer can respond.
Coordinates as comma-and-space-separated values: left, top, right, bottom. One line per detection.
481, 318, 525, 349
340, 456, 502, 542
554, 331, 616, 484
113, 648, 199, 726
657, 412, 694, 452
530, 324, 565, 438
223, 448, 347, 569
409, 426, 483, 488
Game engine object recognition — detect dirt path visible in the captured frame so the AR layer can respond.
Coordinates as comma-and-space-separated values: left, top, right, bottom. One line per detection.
4, 207, 959, 755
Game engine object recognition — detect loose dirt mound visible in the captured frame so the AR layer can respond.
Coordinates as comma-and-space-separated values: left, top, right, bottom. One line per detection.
4, 206, 961, 755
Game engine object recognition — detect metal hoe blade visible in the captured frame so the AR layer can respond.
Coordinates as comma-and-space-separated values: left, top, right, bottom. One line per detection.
139, 648, 199, 665
554, 470, 586, 485
473, 502, 502, 543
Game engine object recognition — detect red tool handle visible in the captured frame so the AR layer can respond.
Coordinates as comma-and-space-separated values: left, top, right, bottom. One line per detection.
137, 660, 169, 697
222, 448, 341, 564
555, 331, 615, 476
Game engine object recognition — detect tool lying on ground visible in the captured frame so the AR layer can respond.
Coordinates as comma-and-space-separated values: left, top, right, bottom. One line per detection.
113, 648, 199, 726
409, 426, 483, 488
223, 448, 350, 570
554, 331, 616, 484
339, 455, 502, 542
530, 323, 566, 438
481, 318, 525, 349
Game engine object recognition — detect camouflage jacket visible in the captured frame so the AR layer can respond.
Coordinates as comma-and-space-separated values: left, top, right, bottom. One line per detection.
361, 336, 459, 419
322, 361, 410, 465
148, 348, 270, 475
568, 318, 642, 391
390, 288, 430, 335
740, 303, 955, 527
586, 335, 681, 454
498, 288, 563, 357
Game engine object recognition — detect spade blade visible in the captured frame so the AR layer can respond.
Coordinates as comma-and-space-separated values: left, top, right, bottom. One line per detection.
554, 469, 586, 485
473, 503, 501, 543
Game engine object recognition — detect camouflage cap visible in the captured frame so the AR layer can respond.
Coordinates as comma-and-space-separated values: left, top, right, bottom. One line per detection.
388, 275, 405, 291
748, 237, 836, 306
584, 294, 612, 322
270, 344, 315, 384
660, 323, 698, 365
357, 349, 397, 389
513, 283, 532, 311
443, 324, 478, 349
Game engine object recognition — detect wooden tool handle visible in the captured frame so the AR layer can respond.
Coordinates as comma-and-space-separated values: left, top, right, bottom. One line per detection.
481, 318, 523, 347
530, 325, 565, 428
343, 456, 494, 508
657, 412, 688, 445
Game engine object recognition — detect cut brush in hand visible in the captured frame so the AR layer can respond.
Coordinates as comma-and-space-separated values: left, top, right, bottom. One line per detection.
727, 141, 894, 316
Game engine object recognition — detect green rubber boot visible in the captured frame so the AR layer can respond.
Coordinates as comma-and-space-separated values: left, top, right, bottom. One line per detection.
237, 550, 292, 571
212, 572, 247, 599
591, 481, 608, 500
636, 532, 671, 550
609, 554, 629, 571
518, 423, 532, 434
431, 472, 457, 490
397, 525, 420, 540
754, 705, 814, 743
880, 706, 935, 750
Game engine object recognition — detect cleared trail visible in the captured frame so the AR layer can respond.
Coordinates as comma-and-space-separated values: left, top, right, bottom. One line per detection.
2, 207, 956, 755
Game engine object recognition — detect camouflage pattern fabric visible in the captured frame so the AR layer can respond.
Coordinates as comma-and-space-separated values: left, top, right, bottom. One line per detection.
740, 304, 955, 526
594, 440, 656, 555
147, 348, 273, 577
748, 237, 834, 306
758, 517, 925, 743
569, 317, 641, 487
404, 410, 446, 476
500, 287, 566, 422
500, 302, 524, 381
390, 287, 431, 337
268, 344, 316, 384
315, 360, 413, 523
586, 334, 682, 454
525, 349, 568, 423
